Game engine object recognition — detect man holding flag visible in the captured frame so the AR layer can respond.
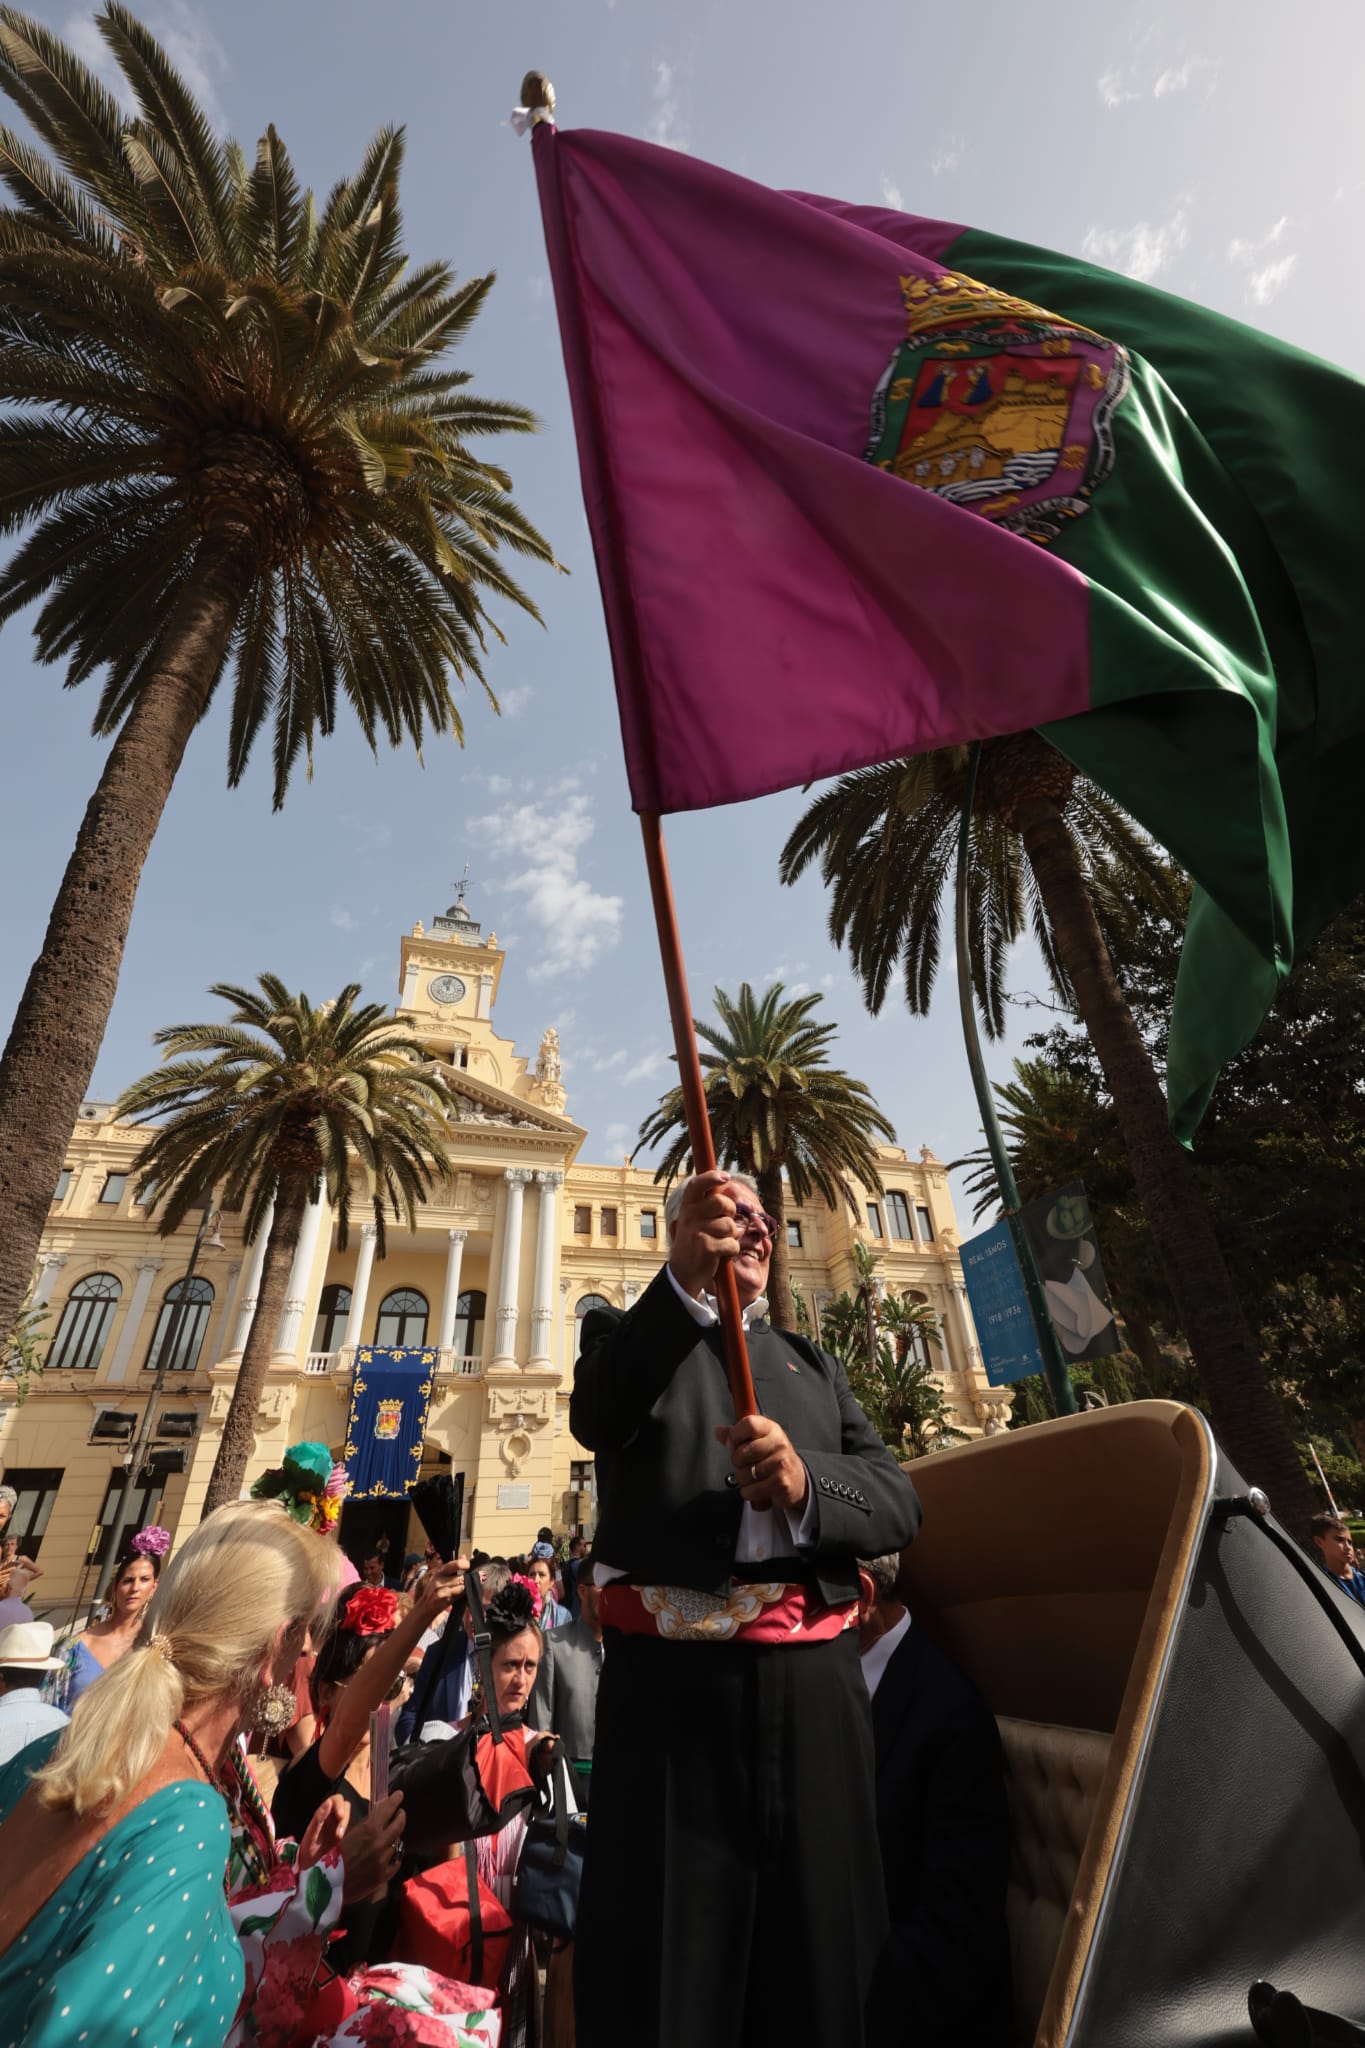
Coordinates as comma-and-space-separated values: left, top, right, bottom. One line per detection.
572, 1170, 920, 2047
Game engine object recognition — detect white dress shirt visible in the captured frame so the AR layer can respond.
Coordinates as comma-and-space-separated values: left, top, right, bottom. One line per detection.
595, 1269, 818, 1583
859, 1608, 911, 1700
0, 1688, 68, 1766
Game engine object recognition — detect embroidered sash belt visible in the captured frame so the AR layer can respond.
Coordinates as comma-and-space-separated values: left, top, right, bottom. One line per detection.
599, 1579, 856, 1646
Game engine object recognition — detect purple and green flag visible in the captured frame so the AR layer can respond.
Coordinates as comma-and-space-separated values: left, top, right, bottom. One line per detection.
531, 123, 1365, 1137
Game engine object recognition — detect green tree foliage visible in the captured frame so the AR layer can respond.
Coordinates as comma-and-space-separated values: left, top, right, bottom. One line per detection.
0, 4, 555, 1362
782, 740, 1321, 1533
976, 884, 1365, 1459
3, 1277, 49, 1404
814, 1241, 961, 1457
635, 983, 895, 1330
116, 976, 457, 1510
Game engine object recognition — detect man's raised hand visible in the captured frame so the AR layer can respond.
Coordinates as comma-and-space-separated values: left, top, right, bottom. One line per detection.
667, 1169, 744, 1299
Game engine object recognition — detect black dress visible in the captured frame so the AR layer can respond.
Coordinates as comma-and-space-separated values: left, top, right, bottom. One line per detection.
272, 1737, 396, 1969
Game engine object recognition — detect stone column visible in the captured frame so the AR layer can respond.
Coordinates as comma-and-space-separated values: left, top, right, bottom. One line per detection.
529, 1171, 563, 1368
205, 1261, 242, 1370
31, 1251, 67, 1309
438, 1229, 468, 1352
490, 1168, 533, 1369
276, 1194, 329, 1359
228, 1196, 275, 1357
341, 1222, 379, 1351
104, 1257, 165, 1384
950, 1279, 982, 1377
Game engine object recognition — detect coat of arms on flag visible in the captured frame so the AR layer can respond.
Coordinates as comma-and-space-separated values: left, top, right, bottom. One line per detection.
865, 272, 1129, 545
374, 1398, 403, 1442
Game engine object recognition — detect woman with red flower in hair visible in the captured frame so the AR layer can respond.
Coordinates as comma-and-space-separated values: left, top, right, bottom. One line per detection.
272, 1566, 466, 1970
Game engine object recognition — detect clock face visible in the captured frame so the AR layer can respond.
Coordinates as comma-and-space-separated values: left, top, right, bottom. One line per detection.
428, 974, 467, 1006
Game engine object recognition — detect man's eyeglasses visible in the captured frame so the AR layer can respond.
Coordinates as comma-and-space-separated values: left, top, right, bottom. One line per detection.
733, 1200, 779, 1243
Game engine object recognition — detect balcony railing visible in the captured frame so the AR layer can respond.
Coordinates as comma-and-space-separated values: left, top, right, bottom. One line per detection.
302, 1349, 482, 1380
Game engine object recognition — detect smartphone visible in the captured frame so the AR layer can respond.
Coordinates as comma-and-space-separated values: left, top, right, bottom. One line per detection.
369, 1701, 392, 1806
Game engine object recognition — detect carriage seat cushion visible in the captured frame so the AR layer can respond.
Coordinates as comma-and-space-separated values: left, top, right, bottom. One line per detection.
997, 1717, 1111, 2044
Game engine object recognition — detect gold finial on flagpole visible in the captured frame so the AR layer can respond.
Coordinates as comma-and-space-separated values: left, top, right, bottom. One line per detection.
520, 71, 555, 118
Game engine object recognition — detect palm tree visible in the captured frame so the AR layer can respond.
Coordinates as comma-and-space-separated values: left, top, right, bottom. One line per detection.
817, 1269, 959, 1457
0, 7, 555, 1358
635, 982, 895, 1330
115, 976, 456, 1511
781, 735, 1318, 1531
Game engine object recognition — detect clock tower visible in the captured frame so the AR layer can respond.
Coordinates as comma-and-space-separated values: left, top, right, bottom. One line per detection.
396, 882, 566, 1112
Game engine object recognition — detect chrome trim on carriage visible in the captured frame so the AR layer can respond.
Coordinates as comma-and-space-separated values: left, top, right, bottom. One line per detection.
1064, 1404, 1221, 2046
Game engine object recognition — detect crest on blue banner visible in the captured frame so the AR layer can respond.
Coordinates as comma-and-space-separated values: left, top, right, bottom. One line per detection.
343, 1347, 437, 1498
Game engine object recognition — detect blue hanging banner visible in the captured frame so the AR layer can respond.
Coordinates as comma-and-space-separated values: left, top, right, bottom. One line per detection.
343, 1347, 438, 1498
960, 1222, 1047, 1388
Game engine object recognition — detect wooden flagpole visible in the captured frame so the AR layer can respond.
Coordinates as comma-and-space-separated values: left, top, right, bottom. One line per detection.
639, 811, 758, 1420
515, 71, 754, 1420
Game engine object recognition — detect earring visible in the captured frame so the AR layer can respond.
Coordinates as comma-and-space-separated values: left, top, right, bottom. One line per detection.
249, 1682, 297, 1736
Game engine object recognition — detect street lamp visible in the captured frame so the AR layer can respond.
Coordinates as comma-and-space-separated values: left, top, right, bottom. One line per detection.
92, 1188, 222, 1608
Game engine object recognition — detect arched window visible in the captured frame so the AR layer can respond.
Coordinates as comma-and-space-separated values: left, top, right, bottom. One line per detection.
143, 1275, 214, 1374
453, 1289, 486, 1360
574, 1292, 612, 1361
47, 1272, 122, 1373
374, 1288, 429, 1348
311, 1283, 352, 1355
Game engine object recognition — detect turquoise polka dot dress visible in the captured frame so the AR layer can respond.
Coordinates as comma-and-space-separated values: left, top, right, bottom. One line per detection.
0, 1733, 242, 2046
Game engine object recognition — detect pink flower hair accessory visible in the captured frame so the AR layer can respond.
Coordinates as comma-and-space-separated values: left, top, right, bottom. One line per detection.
508, 1571, 544, 1619
131, 1525, 171, 1559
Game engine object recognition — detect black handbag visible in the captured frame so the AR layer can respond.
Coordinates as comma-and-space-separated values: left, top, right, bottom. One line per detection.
511, 1747, 586, 1942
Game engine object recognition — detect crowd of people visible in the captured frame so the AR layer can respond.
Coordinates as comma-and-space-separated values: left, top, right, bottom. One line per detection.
26, 1170, 1365, 2043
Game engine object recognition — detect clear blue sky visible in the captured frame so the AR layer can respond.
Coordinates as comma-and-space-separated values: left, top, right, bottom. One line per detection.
3, 0, 1362, 1224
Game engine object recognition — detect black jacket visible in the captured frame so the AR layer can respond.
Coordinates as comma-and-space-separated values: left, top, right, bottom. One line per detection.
571, 1264, 921, 1603
866, 1622, 1014, 2047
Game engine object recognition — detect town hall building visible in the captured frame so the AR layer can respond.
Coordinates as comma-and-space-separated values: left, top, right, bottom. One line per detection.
0, 890, 1005, 1613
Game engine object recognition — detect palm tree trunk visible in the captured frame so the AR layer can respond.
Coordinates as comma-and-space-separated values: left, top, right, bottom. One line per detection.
202, 1179, 307, 1514
0, 541, 254, 1357
1121, 1305, 1171, 1396
754, 1164, 794, 1332
1015, 793, 1318, 1535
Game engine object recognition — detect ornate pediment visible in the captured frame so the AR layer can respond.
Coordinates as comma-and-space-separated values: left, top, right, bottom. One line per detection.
437, 1068, 579, 1137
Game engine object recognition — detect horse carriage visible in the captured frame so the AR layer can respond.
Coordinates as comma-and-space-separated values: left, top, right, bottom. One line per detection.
899, 1400, 1365, 2048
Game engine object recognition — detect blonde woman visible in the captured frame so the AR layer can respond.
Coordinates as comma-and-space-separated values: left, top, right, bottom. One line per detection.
0, 1500, 346, 2043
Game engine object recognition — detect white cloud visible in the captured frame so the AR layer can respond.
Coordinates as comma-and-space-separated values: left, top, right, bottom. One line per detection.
498, 685, 532, 720
625, 1048, 670, 1084
604, 1121, 633, 1158
930, 137, 963, 177
1081, 206, 1190, 283
648, 58, 689, 152
484, 774, 512, 796
66, 2, 229, 131
330, 904, 358, 933
1097, 66, 1141, 108
1154, 56, 1216, 97
880, 174, 903, 210
472, 784, 623, 981
1227, 217, 1298, 305
1098, 52, 1216, 107
1246, 257, 1297, 304
526, 275, 550, 303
